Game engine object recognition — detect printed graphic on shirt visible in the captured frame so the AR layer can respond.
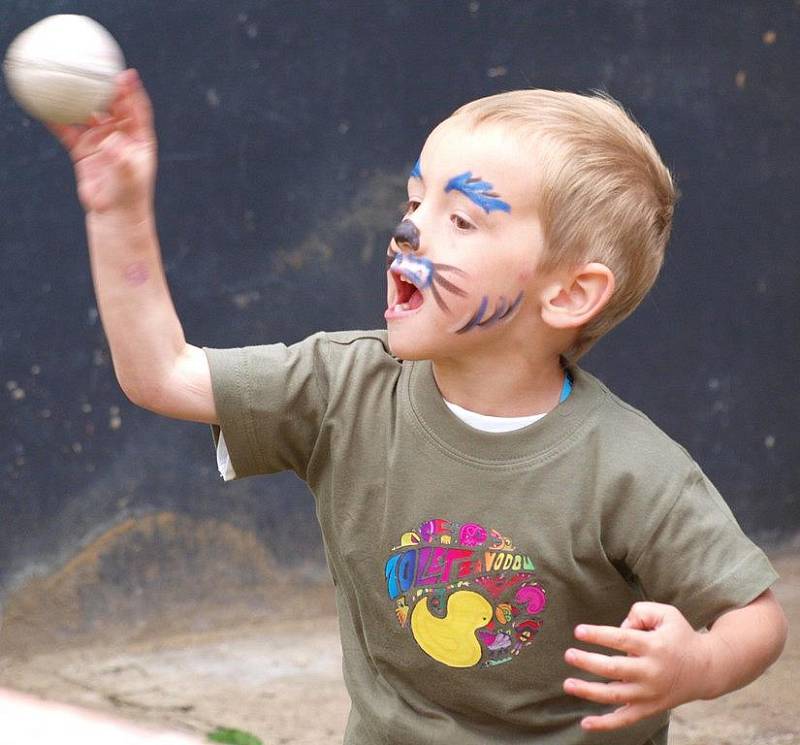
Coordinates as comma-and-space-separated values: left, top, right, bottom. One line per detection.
384, 518, 548, 668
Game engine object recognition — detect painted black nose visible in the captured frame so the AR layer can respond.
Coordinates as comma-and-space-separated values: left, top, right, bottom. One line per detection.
392, 219, 420, 252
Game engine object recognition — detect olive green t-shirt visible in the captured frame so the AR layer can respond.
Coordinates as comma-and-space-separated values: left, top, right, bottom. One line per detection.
204, 330, 778, 745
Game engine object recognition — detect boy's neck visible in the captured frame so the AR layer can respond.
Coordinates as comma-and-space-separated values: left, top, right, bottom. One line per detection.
431, 349, 567, 418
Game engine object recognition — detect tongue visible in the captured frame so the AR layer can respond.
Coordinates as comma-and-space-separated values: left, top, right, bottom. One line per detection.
408, 288, 424, 310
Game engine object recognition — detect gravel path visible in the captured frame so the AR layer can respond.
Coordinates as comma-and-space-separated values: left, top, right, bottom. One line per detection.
1, 552, 797, 744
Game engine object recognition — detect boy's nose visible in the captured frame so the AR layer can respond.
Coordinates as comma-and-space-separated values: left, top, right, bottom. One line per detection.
391, 219, 420, 253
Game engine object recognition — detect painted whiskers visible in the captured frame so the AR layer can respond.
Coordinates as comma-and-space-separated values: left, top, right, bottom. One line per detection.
455, 291, 524, 334
387, 250, 525, 334
387, 251, 468, 313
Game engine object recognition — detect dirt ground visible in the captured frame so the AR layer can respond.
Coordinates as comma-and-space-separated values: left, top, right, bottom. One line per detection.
0, 551, 797, 745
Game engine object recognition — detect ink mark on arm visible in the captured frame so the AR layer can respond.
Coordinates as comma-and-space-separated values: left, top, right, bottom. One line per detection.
123, 262, 150, 286
445, 172, 511, 214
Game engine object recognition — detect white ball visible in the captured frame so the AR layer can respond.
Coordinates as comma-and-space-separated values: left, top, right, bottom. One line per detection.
3, 14, 125, 124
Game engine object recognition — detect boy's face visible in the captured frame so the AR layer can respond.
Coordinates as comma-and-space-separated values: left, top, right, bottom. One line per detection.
385, 117, 552, 362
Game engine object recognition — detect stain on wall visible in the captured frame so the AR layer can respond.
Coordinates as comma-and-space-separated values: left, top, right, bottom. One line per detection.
1, 511, 336, 656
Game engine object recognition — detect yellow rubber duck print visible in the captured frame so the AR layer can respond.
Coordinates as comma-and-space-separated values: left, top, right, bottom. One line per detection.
410, 590, 492, 668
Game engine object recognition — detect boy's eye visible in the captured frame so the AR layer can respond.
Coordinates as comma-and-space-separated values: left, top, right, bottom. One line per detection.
452, 214, 474, 230
403, 199, 421, 215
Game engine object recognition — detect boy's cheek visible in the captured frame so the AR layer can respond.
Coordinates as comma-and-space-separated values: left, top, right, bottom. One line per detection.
517, 268, 534, 285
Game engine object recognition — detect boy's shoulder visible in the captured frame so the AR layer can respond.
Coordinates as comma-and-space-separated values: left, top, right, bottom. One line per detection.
309, 329, 401, 390
315, 328, 398, 365
577, 367, 699, 474
321, 328, 392, 350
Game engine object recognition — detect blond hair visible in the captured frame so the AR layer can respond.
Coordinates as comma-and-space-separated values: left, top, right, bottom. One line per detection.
452, 89, 677, 360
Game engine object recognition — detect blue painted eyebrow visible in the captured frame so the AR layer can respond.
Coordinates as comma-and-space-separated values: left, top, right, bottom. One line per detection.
410, 158, 422, 180
445, 171, 511, 214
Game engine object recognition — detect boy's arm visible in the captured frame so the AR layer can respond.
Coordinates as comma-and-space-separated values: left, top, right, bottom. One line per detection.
0, 687, 202, 744
85, 210, 215, 423
698, 588, 788, 698
50, 70, 217, 424
563, 589, 788, 732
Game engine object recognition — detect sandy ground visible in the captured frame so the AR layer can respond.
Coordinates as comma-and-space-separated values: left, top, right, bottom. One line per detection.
0, 551, 797, 745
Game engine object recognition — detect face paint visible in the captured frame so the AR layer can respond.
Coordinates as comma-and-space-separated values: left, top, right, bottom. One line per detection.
410, 158, 422, 180
387, 251, 468, 313
392, 219, 420, 253
455, 291, 524, 334
445, 171, 511, 214
392, 253, 435, 289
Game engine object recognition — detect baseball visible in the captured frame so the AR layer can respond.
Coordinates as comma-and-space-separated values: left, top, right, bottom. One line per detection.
3, 14, 125, 124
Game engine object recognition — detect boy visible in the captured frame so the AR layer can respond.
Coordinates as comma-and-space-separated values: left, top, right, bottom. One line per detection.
50, 70, 787, 744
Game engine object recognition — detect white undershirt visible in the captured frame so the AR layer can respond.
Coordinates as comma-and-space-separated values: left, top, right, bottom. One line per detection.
442, 399, 546, 432
216, 401, 545, 480
217, 432, 237, 481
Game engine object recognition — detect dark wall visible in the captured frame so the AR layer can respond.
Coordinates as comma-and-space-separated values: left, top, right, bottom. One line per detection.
2, 0, 798, 599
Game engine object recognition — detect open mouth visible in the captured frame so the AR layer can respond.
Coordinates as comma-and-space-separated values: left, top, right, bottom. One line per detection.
386, 270, 425, 317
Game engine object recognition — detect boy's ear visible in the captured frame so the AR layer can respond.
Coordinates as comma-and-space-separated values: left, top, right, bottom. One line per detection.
540, 262, 615, 329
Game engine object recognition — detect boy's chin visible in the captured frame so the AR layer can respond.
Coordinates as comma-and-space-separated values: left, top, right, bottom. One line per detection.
386, 325, 437, 361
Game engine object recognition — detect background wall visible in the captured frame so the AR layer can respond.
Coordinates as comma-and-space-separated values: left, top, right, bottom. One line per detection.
1, 0, 797, 647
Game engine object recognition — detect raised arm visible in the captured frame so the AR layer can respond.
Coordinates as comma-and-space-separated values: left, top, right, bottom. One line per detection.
50, 69, 217, 424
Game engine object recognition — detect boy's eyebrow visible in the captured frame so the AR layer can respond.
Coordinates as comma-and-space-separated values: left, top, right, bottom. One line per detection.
410, 158, 422, 181
445, 171, 511, 214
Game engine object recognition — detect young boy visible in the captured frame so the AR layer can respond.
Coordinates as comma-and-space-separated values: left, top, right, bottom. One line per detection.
50, 70, 787, 744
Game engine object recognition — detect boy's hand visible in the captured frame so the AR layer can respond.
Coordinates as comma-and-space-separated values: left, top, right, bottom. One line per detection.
563, 601, 710, 731
48, 69, 156, 218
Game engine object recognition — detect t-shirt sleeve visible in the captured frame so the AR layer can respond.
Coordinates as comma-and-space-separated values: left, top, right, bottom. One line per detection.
628, 468, 779, 629
203, 332, 330, 480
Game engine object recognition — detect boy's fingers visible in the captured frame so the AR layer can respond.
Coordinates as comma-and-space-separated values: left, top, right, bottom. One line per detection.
71, 121, 126, 163
108, 70, 134, 109
110, 68, 154, 139
46, 122, 83, 151
47, 106, 118, 151
564, 648, 642, 681
623, 601, 667, 626
128, 69, 155, 132
563, 677, 640, 706
48, 114, 117, 156
88, 111, 113, 127
574, 624, 650, 655
580, 702, 656, 731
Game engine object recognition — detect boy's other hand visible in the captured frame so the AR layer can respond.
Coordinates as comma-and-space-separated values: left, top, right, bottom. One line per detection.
48, 69, 157, 218
562, 601, 710, 731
